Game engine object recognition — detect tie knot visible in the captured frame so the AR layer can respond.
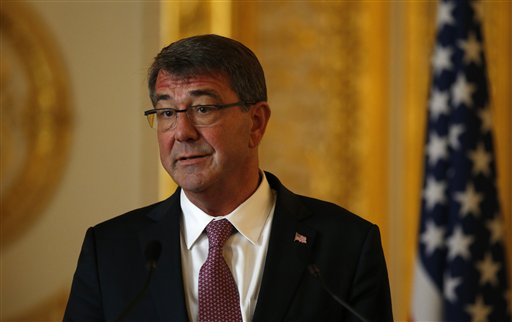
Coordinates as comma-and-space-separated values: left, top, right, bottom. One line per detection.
206, 219, 233, 247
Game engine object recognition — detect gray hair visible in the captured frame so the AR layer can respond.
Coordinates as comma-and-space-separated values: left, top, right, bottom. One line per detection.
148, 34, 267, 109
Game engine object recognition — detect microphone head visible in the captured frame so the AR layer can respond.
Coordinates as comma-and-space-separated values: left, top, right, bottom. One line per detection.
145, 240, 162, 270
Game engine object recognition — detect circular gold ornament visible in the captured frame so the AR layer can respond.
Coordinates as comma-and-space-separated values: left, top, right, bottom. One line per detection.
1, 2, 73, 247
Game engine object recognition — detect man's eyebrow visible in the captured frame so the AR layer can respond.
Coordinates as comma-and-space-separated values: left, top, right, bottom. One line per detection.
155, 94, 171, 103
153, 89, 222, 105
189, 89, 222, 101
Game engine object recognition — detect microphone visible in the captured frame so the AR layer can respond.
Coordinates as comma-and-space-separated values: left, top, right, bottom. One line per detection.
115, 240, 162, 322
144, 240, 162, 270
308, 264, 370, 322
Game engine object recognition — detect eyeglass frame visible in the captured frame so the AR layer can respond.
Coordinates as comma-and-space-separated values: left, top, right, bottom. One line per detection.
143, 101, 256, 130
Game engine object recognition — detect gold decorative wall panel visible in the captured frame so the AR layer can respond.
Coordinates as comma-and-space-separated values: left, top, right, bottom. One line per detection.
159, 4, 390, 244
247, 2, 365, 210
160, 0, 391, 314
236, 1, 390, 248
158, 2, 512, 321
0, 2, 72, 247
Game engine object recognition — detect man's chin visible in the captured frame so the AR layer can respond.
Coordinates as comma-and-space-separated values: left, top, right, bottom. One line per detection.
172, 173, 209, 193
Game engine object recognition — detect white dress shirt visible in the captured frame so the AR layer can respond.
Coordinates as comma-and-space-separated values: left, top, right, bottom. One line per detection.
180, 172, 276, 322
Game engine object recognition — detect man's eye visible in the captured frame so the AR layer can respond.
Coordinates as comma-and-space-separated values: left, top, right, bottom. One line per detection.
195, 105, 216, 114
157, 110, 175, 118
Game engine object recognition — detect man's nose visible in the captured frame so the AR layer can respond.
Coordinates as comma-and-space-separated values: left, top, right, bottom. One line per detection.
174, 111, 199, 142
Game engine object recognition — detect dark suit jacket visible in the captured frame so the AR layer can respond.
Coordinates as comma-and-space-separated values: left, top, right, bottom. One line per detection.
64, 172, 393, 322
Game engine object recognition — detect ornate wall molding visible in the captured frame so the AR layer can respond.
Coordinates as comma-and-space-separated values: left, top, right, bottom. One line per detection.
0, 2, 73, 247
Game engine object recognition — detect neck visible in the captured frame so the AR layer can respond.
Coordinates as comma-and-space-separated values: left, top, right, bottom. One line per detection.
184, 170, 262, 216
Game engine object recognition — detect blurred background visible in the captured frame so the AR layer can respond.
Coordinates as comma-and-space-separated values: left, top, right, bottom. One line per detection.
1, 1, 510, 321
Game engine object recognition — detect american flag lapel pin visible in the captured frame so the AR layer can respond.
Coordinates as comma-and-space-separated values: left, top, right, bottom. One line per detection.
294, 232, 307, 244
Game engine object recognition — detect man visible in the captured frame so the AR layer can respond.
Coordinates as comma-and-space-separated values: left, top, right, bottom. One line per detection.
64, 34, 393, 322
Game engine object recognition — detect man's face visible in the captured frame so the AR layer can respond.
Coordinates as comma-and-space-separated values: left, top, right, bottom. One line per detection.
154, 70, 261, 198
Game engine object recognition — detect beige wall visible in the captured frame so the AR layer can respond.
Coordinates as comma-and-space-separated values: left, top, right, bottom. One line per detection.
1, 1, 510, 322
1, 1, 160, 320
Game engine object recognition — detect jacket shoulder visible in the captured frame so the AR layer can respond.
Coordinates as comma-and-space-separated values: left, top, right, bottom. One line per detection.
92, 193, 179, 237
299, 194, 372, 227
266, 171, 374, 230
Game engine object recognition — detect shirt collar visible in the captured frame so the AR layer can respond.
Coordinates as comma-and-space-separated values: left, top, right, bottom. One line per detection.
180, 172, 275, 249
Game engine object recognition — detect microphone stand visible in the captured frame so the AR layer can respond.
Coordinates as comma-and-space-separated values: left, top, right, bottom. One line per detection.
308, 264, 370, 322
114, 265, 156, 322
115, 241, 161, 322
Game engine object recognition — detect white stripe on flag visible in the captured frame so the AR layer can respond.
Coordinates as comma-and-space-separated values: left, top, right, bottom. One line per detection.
412, 258, 443, 322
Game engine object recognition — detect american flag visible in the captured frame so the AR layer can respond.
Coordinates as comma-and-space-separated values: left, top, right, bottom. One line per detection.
411, 1, 511, 321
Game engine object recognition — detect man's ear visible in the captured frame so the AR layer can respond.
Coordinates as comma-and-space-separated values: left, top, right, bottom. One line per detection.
248, 102, 271, 148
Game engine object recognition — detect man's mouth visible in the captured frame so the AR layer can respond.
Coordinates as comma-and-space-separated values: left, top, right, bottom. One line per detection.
178, 154, 207, 161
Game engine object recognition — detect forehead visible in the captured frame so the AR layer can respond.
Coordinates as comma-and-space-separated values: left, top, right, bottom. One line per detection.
155, 70, 232, 93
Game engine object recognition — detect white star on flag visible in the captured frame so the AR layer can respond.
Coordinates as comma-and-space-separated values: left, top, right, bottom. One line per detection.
476, 252, 501, 286
472, 1, 484, 22
427, 133, 449, 166
479, 108, 492, 133
459, 32, 482, 64
465, 295, 492, 322
469, 143, 492, 176
429, 89, 450, 120
432, 45, 453, 74
437, 1, 455, 27
446, 226, 474, 260
452, 73, 476, 106
421, 220, 445, 256
444, 273, 462, 303
449, 124, 465, 149
423, 177, 447, 210
486, 216, 504, 244
454, 183, 483, 217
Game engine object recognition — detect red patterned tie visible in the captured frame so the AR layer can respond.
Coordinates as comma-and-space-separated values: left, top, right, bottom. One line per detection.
198, 219, 242, 322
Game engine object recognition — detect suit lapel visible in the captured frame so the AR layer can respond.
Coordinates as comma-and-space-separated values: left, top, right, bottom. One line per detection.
252, 173, 317, 322
138, 190, 190, 322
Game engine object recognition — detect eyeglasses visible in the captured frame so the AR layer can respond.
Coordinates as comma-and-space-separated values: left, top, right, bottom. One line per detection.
144, 101, 249, 130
